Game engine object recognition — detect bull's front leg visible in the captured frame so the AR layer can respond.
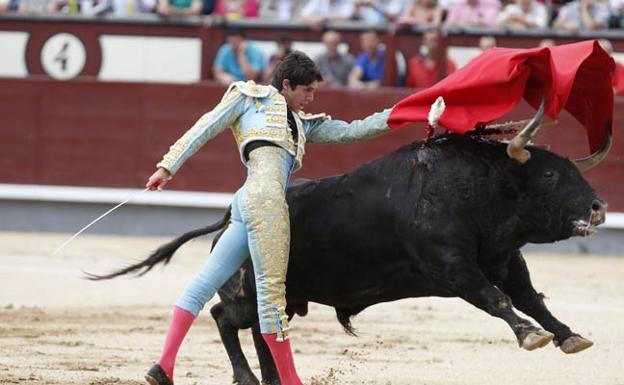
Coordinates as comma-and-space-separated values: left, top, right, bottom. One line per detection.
497, 250, 593, 354
441, 256, 554, 351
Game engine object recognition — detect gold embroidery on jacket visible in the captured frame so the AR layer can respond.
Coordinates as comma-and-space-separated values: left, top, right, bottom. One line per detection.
159, 137, 189, 170
244, 146, 291, 339
157, 87, 243, 171
235, 80, 271, 98
233, 127, 294, 149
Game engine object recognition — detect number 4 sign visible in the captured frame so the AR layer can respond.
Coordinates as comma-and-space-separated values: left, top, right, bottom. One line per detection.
41, 33, 86, 80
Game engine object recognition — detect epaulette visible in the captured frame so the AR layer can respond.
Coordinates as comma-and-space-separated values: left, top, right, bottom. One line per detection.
297, 111, 330, 121
232, 80, 271, 98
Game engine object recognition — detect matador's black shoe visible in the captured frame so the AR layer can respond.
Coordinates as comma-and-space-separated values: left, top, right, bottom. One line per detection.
145, 364, 174, 385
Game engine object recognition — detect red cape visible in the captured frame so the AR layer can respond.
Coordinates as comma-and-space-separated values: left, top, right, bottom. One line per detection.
388, 40, 615, 153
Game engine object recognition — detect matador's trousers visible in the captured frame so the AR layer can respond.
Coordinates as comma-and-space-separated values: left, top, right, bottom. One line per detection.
176, 146, 293, 340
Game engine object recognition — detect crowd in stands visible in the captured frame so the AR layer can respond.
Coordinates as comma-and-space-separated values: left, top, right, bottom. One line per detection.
209, 26, 623, 95
2, 0, 623, 31
1, 0, 622, 94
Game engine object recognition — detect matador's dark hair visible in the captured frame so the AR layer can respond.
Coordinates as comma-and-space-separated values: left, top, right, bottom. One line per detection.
271, 51, 323, 91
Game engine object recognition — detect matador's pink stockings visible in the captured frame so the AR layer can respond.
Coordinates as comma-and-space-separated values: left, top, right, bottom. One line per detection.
158, 306, 195, 381
262, 333, 305, 385
156, 307, 303, 385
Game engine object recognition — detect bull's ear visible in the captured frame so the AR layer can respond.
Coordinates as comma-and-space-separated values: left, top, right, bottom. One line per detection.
506, 98, 545, 164
573, 121, 612, 172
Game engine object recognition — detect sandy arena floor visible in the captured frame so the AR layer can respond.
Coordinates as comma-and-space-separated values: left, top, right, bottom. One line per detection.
0, 231, 623, 385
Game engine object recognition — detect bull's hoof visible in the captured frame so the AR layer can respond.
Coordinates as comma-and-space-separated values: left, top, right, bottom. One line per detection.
521, 330, 554, 351
560, 335, 593, 354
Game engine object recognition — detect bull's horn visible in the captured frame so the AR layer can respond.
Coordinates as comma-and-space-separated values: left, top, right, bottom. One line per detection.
506, 98, 546, 164
573, 122, 612, 172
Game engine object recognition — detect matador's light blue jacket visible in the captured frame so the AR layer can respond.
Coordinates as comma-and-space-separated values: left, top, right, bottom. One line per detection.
157, 80, 392, 174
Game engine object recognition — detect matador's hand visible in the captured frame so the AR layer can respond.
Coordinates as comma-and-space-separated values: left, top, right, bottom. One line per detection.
146, 168, 172, 191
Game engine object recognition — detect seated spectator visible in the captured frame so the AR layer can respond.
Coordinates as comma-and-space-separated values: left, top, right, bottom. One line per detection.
598, 39, 624, 96
300, 0, 355, 29
263, 35, 293, 83
0, 0, 18, 12
444, 0, 501, 28
259, 0, 305, 21
437, 0, 460, 11
552, 0, 609, 32
348, 30, 384, 89
497, 0, 548, 29
110, 0, 156, 16
47, 0, 112, 14
396, 0, 443, 27
82, 0, 113, 14
215, 0, 259, 20
201, 0, 215, 14
610, 0, 624, 28
406, 30, 457, 88
155, 0, 202, 15
478, 35, 497, 51
213, 29, 265, 85
315, 30, 355, 87
17, 0, 50, 13
353, 0, 409, 25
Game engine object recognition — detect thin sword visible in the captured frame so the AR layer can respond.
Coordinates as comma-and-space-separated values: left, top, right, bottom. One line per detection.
53, 187, 150, 255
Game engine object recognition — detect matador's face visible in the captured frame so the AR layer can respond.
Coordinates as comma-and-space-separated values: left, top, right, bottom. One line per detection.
281, 80, 319, 113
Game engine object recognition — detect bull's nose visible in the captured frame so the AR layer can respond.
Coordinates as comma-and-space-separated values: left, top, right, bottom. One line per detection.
590, 199, 607, 225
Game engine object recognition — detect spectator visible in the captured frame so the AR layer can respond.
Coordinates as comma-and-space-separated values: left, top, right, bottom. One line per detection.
215, 0, 259, 19
406, 30, 457, 88
47, 0, 112, 14
0, 0, 18, 12
259, 0, 306, 21
17, 0, 51, 12
315, 30, 355, 87
82, 0, 112, 14
552, 0, 610, 32
263, 35, 293, 83
397, 0, 443, 27
353, 0, 409, 25
609, 0, 624, 28
598, 39, 624, 96
300, 0, 355, 29
497, 0, 548, 29
155, 0, 202, 15
110, 0, 156, 16
437, 0, 460, 11
349, 30, 384, 89
201, 0, 215, 14
213, 29, 265, 85
445, 0, 501, 28
478, 35, 497, 51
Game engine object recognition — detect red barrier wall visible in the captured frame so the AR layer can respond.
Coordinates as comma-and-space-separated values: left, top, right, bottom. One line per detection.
1, 78, 622, 210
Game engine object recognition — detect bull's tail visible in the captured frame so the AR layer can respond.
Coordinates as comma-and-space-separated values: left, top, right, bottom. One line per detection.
84, 206, 232, 281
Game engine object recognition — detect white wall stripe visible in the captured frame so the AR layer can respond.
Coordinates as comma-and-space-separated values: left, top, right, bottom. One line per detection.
0, 31, 29, 77
0, 184, 233, 208
2, 184, 624, 229
98, 35, 201, 83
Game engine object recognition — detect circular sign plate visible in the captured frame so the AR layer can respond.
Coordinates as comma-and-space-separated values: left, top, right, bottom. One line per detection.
41, 33, 87, 80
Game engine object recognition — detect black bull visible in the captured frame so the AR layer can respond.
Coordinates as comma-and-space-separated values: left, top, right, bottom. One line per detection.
90, 124, 610, 385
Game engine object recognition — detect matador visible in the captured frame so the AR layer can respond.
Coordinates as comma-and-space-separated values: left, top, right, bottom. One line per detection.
144, 51, 392, 385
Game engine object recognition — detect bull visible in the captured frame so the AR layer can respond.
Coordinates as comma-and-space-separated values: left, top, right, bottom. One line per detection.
89, 103, 612, 385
